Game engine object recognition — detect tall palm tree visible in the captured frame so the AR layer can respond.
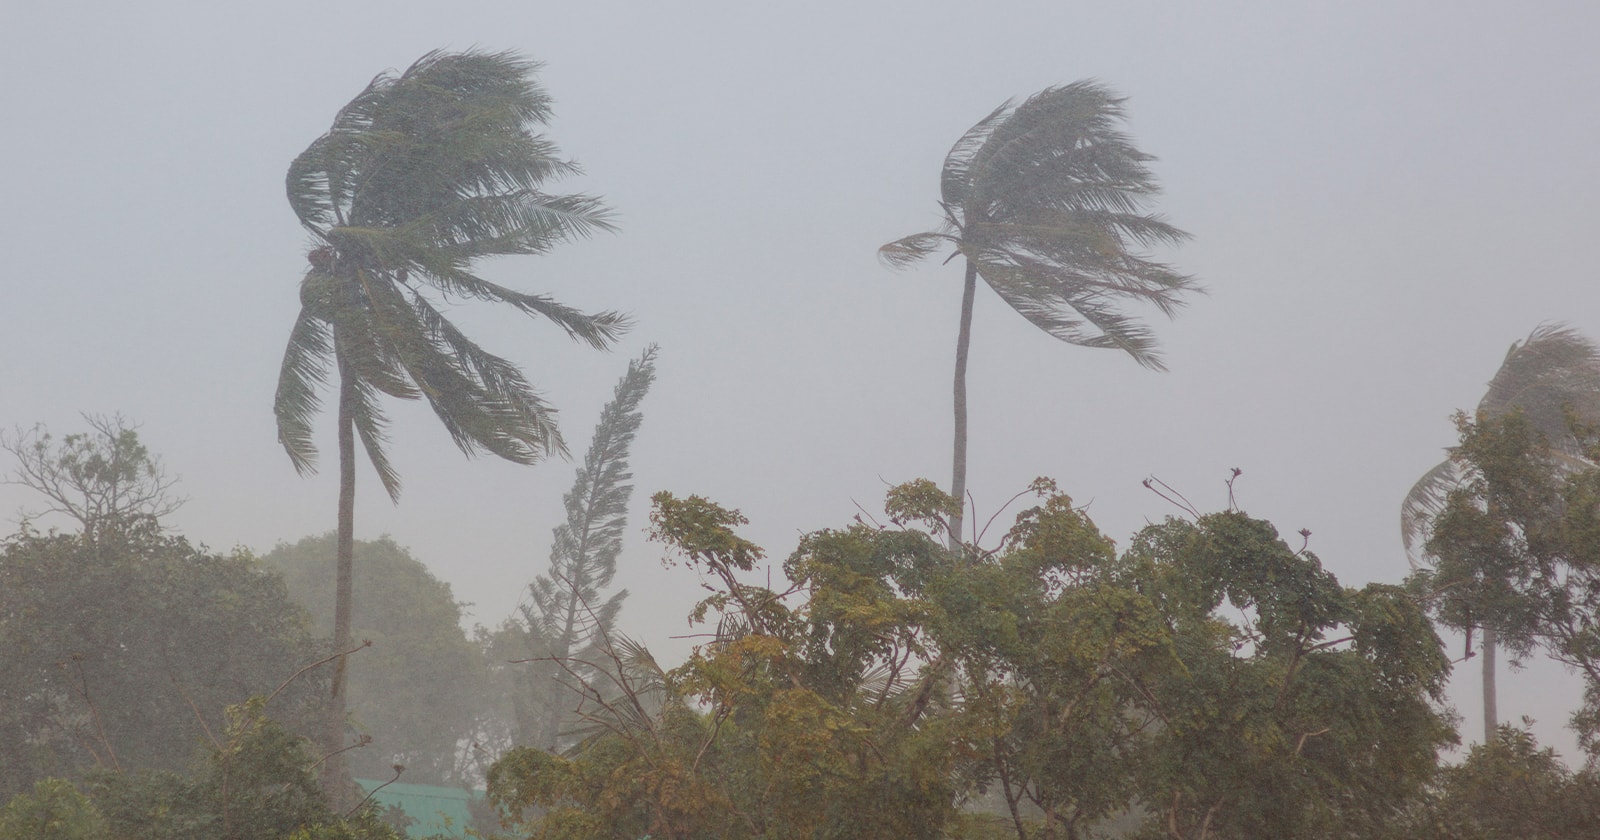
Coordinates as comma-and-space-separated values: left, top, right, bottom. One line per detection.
273, 49, 626, 794
1402, 323, 1600, 743
880, 82, 1197, 548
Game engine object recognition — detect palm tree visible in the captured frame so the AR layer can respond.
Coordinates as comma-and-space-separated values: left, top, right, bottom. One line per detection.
880, 82, 1197, 548
1402, 323, 1600, 743
273, 50, 626, 795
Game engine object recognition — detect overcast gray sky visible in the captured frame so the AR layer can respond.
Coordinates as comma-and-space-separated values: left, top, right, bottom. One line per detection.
5, 1, 1599, 759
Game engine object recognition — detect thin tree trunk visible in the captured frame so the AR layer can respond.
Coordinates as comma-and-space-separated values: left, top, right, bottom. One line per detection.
322, 371, 358, 807
949, 260, 977, 551
1482, 625, 1498, 744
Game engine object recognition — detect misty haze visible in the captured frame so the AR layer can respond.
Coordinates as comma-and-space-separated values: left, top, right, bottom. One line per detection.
4, 3, 1600, 838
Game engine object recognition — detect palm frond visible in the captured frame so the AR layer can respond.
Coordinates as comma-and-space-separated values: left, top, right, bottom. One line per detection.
1400, 459, 1464, 567
1479, 322, 1600, 448
974, 253, 1170, 369
274, 306, 333, 474
344, 375, 403, 502
878, 231, 952, 269
940, 100, 1012, 209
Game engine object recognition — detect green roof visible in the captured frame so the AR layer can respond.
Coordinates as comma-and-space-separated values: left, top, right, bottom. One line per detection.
355, 779, 483, 839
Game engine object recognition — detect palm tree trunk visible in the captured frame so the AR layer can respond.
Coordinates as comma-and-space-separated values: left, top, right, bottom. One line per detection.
322, 371, 358, 807
949, 260, 977, 551
1482, 626, 1498, 743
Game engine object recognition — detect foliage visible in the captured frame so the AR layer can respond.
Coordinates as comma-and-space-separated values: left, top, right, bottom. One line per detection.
492, 347, 657, 751
881, 82, 1197, 544
1124, 513, 1454, 839
0, 778, 105, 840
84, 698, 402, 840
1419, 410, 1600, 757
0, 527, 321, 800
1401, 324, 1600, 739
263, 535, 490, 786
488, 481, 1453, 840
1383, 726, 1600, 840
1, 414, 183, 547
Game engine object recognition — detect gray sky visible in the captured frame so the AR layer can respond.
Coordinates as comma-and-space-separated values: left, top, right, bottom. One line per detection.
5, 1, 1599, 759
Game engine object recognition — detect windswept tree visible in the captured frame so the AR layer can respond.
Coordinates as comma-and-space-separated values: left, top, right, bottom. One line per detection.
1, 414, 183, 548
881, 82, 1196, 547
498, 346, 657, 750
1401, 323, 1600, 742
273, 49, 627, 795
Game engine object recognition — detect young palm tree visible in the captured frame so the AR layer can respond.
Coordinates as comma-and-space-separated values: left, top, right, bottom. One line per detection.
1402, 323, 1600, 743
881, 81, 1197, 548
273, 49, 626, 793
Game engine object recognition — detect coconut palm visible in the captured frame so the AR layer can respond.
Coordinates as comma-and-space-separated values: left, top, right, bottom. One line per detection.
880, 81, 1197, 548
1402, 323, 1600, 742
273, 49, 626, 793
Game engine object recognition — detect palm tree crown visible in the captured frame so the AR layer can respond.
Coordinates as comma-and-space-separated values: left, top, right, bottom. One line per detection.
881, 81, 1196, 546
882, 81, 1196, 366
275, 49, 627, 499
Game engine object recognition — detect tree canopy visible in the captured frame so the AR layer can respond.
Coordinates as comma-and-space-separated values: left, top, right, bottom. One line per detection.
488, 481, 1453, 840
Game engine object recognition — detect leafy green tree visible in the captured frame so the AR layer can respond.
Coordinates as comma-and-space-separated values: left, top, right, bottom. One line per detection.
0, 528, 321, 800
494, 346, 657, 751
80, 697, 403, 840
881, 83, 1197, 546
1382, 726, 1600, 840
1402, 323, 1600, 741
0, 779, 106, 840
1421, 410, 1600, 759
488, 481, 1450, 840
273, 49, 627, 791
263, 535, 489, 787
1125, 512, 1454, 840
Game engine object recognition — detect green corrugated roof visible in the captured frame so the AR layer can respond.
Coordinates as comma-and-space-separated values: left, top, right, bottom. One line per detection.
355, 779, 483, 839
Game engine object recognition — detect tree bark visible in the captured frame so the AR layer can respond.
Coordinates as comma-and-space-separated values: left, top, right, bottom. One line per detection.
322, 370, 358, 808
949, 260, 978, 551
1482, 625, 1498, 744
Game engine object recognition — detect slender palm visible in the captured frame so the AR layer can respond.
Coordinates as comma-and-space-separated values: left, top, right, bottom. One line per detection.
881, 82, 1197, 548
1402, 323, 1600, 742
273, 50, 626, 793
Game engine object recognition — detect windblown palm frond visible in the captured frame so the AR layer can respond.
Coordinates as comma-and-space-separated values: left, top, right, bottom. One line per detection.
883, 81, 1197, 369
275, 49, 628, 499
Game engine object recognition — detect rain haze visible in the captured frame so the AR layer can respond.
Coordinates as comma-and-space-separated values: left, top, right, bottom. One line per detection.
5, 1, 1599, 763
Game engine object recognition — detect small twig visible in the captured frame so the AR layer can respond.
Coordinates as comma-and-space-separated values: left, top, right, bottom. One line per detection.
346, 763, 406, 819
309, 733, 373, 771
1142, 475, 1201, 520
